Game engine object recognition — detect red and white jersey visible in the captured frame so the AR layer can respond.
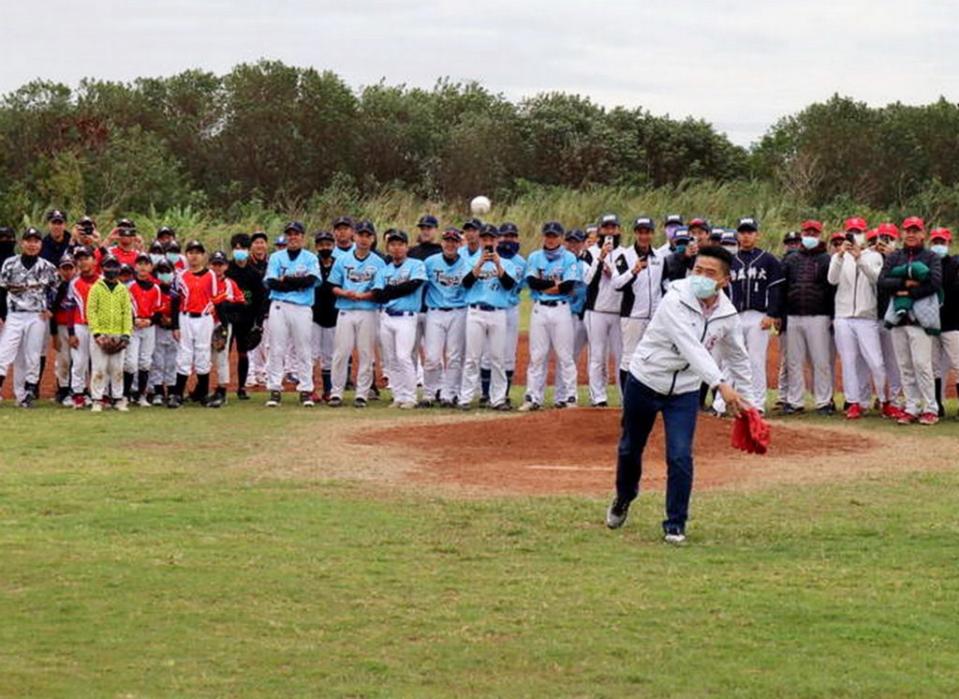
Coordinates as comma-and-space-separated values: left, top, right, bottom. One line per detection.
129, 279, 163, 319
176, 268, 218, 315
69, 273, 100, 325
107, 246, 140, 267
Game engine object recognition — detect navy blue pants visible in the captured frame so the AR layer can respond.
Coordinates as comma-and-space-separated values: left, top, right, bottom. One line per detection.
616, 374, 700, 533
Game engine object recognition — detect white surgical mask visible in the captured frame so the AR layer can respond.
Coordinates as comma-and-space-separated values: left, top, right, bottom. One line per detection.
689, 274, 718, 299
931, 244, 949, 258
801, 236, 819, 250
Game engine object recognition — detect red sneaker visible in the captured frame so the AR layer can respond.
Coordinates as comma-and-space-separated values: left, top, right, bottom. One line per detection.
72, 394, 86, 410
918, 412, 940, 425
845, 404, 862, 420
897, 412, 918, 425
882, 402, 904, 420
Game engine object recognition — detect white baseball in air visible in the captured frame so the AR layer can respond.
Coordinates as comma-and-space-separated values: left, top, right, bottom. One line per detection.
470, 195, 491, 216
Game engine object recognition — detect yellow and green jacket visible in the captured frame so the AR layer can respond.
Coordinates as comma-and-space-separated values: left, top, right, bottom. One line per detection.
87, 279, 133, 336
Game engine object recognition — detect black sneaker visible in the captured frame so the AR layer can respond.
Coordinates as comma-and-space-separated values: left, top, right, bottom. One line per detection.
815, 404, 835, 416
416, 399, 434, 409
265, 391, 281, 407
663, 526, 687, 545
167, 394, 183, 409
439, 399, 454, 408
237, 388, 250, 401
479, 396, 490, 407
782, 405, 805, 415
300, 391, 315, 407
605, 497, 630, 529
591, 401, 609, 408
328, 396, 343, 408
206, 391, 226, 408
492, 401, 512, 411
354, 397, 368, 408
19, 394, 34, 409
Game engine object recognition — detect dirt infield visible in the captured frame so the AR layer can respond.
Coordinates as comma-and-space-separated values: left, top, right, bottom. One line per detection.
364, 409, 883, 496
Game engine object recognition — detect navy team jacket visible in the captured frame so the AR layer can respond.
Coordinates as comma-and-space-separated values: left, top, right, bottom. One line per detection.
727, 248, 784, 318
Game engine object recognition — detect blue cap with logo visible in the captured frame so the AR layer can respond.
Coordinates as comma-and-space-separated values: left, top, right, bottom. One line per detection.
633, 216, 655, 230
417, 214, 439, 228
542, 221, 565, 236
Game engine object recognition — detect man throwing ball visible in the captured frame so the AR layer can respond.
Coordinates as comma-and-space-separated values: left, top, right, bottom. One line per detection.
606, 246, 752, 544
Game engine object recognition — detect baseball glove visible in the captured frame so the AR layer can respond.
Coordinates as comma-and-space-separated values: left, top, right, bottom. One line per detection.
211, 324, 229, 352
97, 334, 129, 355
731, 408, 771, 455
246, 323, 263, 351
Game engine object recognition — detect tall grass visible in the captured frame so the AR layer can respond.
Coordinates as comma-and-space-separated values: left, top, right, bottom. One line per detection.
17, 179, 918, 254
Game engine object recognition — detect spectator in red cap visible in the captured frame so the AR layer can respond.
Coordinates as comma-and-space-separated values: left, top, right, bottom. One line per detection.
874, 222, 904, 407
781, 220, 835, 414
878, 217, 942, 424
828, 217, 898, 419
929, 228, 959, 417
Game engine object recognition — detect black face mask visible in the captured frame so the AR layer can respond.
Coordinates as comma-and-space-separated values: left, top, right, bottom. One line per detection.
0, 241, 15, 258
318, 249, 333, 260
103, 268, 120, 281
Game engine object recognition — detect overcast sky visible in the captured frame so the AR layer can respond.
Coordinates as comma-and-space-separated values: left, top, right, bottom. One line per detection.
4, 0, 957, 146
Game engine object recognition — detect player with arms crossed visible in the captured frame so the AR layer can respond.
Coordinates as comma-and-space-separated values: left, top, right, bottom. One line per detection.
606, 246, 752, 544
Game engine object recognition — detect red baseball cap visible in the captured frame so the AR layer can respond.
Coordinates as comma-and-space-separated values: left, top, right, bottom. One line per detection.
688, 217, 708, 230
930, 227, 953, 243
866, 228, 879, 241
800, 220, 823, 233
830, 231, 846, 242
844, 217, 868, 232
902, 216, 925, 231
877, 222, 900, 239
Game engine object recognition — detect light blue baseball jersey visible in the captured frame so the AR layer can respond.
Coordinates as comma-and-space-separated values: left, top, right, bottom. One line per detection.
331, 243, 355, 261
568, 257, 589, 315
329, 249, 387, 311
525, 248, 582, 303
373, 257, 427, 314
501, 253, 526, 307
458, 245, 482, 265
265, 248, 321, 306
464, 257, 517, 309
424, 252, 470, 309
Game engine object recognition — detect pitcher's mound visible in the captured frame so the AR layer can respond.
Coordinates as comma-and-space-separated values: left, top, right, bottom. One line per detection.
367, 409, 876, 496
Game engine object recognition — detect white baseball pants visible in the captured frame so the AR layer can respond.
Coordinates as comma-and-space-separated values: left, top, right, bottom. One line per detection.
124, 325, 157, 373
738, 310, 772, 409
585, 310, 621, 405
891, 325, 938, 416
785, 315, 834, 409
213, 324, 233, 386
380, 312, 418, 404
90, 340, 125, 401
526, 303, 578, 405
0, 311, 46, 384
266, 301, 314, 393
149, 327, 178, 387
460, 307, 507, 406
833, 317, 886, 406
331, 309, 378, 399
176, 313, 214, 376
311, 323, 335, 368
55, 326, 72, 389
620, 317, 650, 371
70, 325, 92, 394
879, 326, 903, 405
423, 308, 466, 403
547, 313, 588, 403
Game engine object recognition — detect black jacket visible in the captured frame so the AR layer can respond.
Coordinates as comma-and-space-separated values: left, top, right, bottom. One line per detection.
663, 250, 694, 289
878, 245, 943, 326
940, 255, 959, 332
227, 261, 268, 323
314, 263, 338, 328
782, 243, 833, 317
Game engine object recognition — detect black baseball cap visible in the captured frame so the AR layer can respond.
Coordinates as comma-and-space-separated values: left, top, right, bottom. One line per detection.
120, 264, 134, 275
117, 218, 135, 229
355, 220, 376, 235
664, 214, 684, 226
73, 245, 93, 259
77, 216, 95, 229
149, 241, 165, 254
481, 223, 500, 238
709, 228, 724, 241
185, 240, 205, 253
442, 227, 463, 241
166, 241, 181, 253
332, 216, 353, 229
462, 218, 482, 231
101, 255, 120, 268
736, 217, 759, 232
156, 226, 175, 238
284, 221, 305, 235
209, 251, 229, 265
417, 214, 439, 228
499, 222, 519, 236
542, 221, 565, 236
565, 228, 586, 242
154, 260, 173, 273
250, 231, 268, 243
22, 227, 42, 241
672, 228, 692, 244
314, 230, 334, 243
135, 252, 152, 264
0, 226, 15, 240
385, 229, 408, 243
47, 209, 66, 223
58, 254, 75, 267
633, 217, 655, 231
783, 231, 801, 243
118, 227, 137, 237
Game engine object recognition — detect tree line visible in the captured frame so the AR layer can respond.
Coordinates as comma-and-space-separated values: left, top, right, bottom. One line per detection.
2, 60, 959, 226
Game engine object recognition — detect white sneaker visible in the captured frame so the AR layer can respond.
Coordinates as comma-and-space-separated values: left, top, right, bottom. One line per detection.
664, 531, 687, 545
91, 402, 103, 413
398, 402, 416, 410
115, 398, 130, 412
60, 395, 73, 407
151, 393, 165, 406
138, 395, 152, 408
517, 401, 541, 412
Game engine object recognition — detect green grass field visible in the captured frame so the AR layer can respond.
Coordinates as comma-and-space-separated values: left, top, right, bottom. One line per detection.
2, 401, 959, 697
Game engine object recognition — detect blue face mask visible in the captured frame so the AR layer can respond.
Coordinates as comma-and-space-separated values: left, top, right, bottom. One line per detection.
689, 274, 718, 299
157, 272, 174, 284
801, 236, 819, 250
674, 244, 687, 255
150, 254, 164, 265
233, 249, 249, 262
543, 244, 563, 261
931, 244, 949, 258
166, 252, 180, 263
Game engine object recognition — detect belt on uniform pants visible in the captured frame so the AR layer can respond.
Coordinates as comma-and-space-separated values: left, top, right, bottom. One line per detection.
185, 312, 203, 318
469, 304, 498, 312
536, 300, 567, 307
383, 310, 415, 317
431, 307, 462, 312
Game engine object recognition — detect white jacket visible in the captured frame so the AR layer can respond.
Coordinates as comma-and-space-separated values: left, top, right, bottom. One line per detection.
584, 244, 623, 314
629, 277, 752, 399
826, 249, 883, 319
611, 245, 664, 320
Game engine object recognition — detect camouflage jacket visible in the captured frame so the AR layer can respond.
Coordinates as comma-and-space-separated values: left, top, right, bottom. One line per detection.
0, 255, 60, 313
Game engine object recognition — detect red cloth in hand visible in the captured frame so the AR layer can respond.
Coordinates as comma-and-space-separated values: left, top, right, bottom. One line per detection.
731, 408, 770, 455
